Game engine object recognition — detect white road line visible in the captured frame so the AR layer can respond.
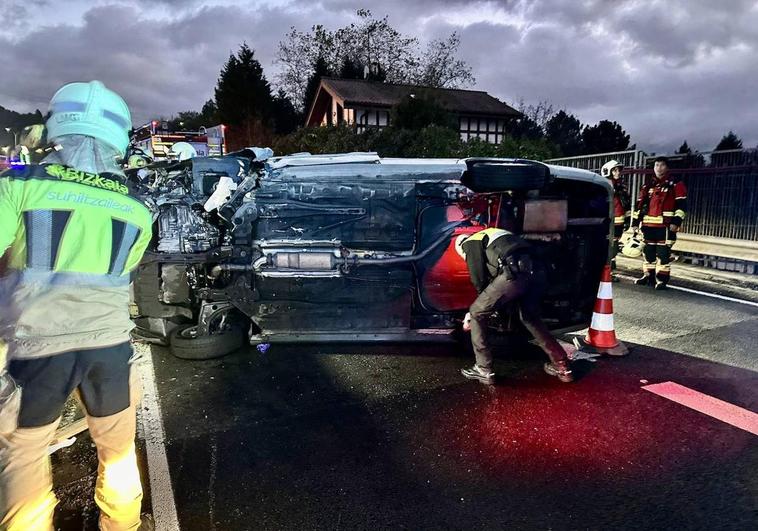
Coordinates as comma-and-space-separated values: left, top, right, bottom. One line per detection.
617, 274, 758, 308
136, 345, 181, 531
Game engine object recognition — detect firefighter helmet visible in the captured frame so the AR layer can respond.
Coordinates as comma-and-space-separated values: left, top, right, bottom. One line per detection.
621, 231, 644, 258
46, 80, 132, 156
601, 160, 623, 178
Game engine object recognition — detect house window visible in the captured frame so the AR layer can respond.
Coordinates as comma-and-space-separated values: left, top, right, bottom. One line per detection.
356, 108, 391, 132
459, 115, 505, 144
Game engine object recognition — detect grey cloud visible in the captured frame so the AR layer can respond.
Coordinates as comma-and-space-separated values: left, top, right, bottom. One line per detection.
1, 0, 756, 151
0, 3, 305, 125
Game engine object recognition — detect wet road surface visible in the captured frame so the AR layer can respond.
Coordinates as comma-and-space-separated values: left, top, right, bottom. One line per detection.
52, 281, 758, 529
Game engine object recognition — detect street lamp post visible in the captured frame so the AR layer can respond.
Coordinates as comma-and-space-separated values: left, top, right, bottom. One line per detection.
4, 127, 18, 148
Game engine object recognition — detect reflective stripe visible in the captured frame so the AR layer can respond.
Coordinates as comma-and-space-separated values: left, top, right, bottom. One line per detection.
590, 312, 615, 332
103, 109, 130, 130
52, 101, 86, 113
1, 268, 130, 288
23, 210, 53, 269
662, 211, 675, 216
465, 228, 510, 245
614, 215, 625, 224
109, 220, 141, 275
674, 209, 686, 219
643, 215, 664, 224
675, 196, 687, 200
657, 264, 671, 272
597, 282, 613, 299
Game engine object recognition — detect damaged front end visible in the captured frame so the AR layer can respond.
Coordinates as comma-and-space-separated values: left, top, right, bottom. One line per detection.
130, 151, 612, 359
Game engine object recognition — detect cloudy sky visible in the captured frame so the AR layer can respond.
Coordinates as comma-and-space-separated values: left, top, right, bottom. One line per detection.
1, 0, 756, 152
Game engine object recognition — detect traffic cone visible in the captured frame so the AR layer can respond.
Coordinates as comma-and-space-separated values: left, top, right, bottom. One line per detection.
572, 265, 628, 357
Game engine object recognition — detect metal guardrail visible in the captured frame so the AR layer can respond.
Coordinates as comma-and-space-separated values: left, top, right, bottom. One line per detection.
546, 149, 758, 271
546, 150, 646, 173
674, 233, 758, 263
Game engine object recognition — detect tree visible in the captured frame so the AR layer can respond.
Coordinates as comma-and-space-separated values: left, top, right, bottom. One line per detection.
276, 9, 474, 110
676, 140, 692, 154
338, 56, 364, 80
545, 110, 583, 156
271, 89, 300, 135
715, 131, 742, 151
675, 140, 705, 168
508, 115, 543, 141
515, 99, 555, 131
214, 44, 275, 148
416, 33, 474, 88
301, 56, 333, 121
581, 120, 630, 154
1, 106, 44, 149
390, 94, 456, 131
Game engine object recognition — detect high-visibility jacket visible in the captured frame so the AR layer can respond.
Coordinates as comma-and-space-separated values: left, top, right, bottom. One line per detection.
461, 228, 530, 293
634, 176, 687, 229
0, 163, 153, 359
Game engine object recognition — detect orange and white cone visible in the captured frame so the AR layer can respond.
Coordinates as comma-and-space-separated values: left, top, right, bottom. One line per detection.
573, 265, 628, 357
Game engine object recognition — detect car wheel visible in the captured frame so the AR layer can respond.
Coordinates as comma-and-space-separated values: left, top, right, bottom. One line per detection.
169, 323, 246, 360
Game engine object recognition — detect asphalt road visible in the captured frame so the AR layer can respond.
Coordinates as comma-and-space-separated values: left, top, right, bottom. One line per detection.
51, 280, 758, 530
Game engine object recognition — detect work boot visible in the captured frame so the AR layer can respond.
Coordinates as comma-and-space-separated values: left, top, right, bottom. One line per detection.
543, 361, 574, 383
461, 365, 495, 385
634, 274, 653, 286
654, 281, 668, 291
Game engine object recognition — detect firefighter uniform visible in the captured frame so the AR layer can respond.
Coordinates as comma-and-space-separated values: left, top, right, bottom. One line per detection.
460, 228, 573, 384
633, 176, 687, 286
0, 163, 152, 531
1, 81, 152, 531
611, 179, 631, 263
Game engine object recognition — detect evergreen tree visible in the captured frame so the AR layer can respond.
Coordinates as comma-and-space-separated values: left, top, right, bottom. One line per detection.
581, 120, 630, 154
715, 131, 742, 150
302, 56, 332, 120
676, 140, 692, 154
545, 110, 583, 156
508, 115, 543, 141
338, 56, 364, 79
214, 44, 275, 147
271, 89, 300, 135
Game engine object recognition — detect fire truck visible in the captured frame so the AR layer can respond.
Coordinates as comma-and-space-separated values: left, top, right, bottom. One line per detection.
131, 120, 227, 161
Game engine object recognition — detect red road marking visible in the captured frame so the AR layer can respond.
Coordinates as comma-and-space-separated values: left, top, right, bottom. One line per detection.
642, 381, 758, 436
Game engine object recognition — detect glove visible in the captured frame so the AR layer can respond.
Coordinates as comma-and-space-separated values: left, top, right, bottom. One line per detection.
462, 312, 472, 332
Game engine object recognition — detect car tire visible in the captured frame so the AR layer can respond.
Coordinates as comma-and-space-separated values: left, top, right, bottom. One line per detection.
169, 324, 246, 360
463, 160, 551, 192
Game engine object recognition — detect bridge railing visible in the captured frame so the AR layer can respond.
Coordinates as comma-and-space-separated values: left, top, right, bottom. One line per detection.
546, 149, 758, 273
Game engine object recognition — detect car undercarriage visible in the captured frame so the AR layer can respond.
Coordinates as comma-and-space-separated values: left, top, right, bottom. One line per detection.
128, 150, 613, 359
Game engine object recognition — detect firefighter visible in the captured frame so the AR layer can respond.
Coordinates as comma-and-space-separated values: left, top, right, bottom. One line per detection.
458, 228, 573, 385
0, 81, 153, 530
632, 156, 687, 289
600, 160, 631, 274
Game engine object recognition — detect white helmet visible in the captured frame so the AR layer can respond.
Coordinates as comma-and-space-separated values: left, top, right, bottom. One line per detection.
169, 142, 197, 161
621, 232, 644, 258
46, 81, 132, 156
601, 159, 623, 178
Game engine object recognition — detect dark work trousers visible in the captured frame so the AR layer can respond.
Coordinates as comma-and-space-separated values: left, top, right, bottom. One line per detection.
642, 225, 676, 284
469, 270, 568, 371
611, 224, 624, 269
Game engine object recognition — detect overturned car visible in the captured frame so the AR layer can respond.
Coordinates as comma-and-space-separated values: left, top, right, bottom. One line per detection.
129, 150, 613, 359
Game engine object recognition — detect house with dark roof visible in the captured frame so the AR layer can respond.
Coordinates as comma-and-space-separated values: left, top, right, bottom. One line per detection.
305, 78, 522, 145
